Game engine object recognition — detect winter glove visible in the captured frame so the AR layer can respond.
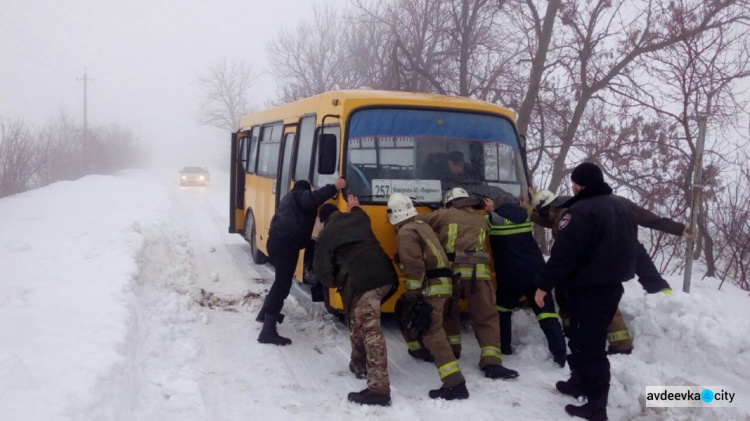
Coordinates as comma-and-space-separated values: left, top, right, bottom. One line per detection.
661, 288, 673, 296
410, 300, 433, 332
396, 290, 422, 331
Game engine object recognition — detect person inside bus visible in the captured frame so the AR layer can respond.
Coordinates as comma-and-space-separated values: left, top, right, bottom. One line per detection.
424, 151, 483, 187
256, 177, 347, 346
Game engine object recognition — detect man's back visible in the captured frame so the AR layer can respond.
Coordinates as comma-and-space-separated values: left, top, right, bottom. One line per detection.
314, 208, 397, 312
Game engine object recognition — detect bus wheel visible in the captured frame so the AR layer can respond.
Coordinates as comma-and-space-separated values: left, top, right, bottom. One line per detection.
245, 211, 269, 264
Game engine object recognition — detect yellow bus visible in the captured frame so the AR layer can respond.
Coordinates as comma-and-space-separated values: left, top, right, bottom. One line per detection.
229, 90, 529, 314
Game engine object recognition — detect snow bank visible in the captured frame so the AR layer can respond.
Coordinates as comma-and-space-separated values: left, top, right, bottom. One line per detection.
0, 172, 169, 420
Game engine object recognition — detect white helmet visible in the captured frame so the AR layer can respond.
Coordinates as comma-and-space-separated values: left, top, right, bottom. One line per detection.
532, 190, 557, 211
443, 187, 470, 205
387, 193, 418, 225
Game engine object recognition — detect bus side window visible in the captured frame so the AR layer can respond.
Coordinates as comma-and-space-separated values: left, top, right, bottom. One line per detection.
239, 136, 248, 172
247, 126, 260, 174
294, 115, 316, 182
313, 125, 340, 187
257, 123, 283, 178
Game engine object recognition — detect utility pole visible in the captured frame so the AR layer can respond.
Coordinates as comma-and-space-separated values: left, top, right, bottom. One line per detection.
77, 68, 93, 169
683, 113, 709, 293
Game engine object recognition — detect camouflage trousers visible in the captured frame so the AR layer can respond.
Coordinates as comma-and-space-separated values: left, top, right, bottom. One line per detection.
349, 284, 391, 394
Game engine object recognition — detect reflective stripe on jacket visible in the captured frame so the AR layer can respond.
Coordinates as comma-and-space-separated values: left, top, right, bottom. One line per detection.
396, 220, 453, 297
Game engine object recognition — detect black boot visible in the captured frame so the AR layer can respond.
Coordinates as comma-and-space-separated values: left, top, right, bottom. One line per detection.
256, 310, 284, 324
349, 362, 367, 379
565, 402, 608, 420
556, 379, 585, 399
553, 353, 567, 368
408, 348, 435, 362
257, 314, 291, 345
499, 312, 513, 355
428, 381, 469, 400
347, 388, 391, 406
539, 318, 567, 365
482, 364, 519, 379
566, 365, 610, 419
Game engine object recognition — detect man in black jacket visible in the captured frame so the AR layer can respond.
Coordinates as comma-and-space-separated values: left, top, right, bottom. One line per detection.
485, 196, 566, 367
314, 196, 398, 406
257, 177, 346, 346
534, 162, 638, 421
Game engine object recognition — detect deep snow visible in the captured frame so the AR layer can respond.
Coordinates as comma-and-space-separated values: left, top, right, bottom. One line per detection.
0, 168, 748, 420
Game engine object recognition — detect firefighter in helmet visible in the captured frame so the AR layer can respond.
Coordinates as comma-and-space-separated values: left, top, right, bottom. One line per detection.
388, 192, 469, 400
417, 187, 519, 380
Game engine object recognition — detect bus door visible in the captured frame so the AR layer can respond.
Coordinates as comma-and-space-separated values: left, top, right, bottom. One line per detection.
277, 126, 297, 207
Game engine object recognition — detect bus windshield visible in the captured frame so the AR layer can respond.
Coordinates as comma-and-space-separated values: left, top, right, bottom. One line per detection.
345, 108, 527, 204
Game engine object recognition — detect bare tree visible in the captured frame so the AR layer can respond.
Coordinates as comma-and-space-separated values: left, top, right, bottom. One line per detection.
599, 14, 750, 276
538, 0, 750, 194
512, 0, 562, 138
267, 4, 363, 102
712, 165, 750, 290
197, 58, 258, 131
0, 118, 42, 197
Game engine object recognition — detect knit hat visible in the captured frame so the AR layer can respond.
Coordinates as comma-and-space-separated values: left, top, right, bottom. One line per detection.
318, 203, 339, 224
571, 162, 604, 187
293, 180, 311, 191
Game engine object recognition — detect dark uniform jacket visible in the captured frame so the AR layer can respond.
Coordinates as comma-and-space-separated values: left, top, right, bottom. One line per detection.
488, 203, 545, 289
615, 196, 685, 236
269, 184, 337, 250
313, 208, 398, 314
396, 219, 453, 297
532, 195, 685, 238
535, 185, 638, 292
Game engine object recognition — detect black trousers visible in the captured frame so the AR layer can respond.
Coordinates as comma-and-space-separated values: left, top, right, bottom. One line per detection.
557, 243, 667, 314
497, 283, 566, 357
635, 243, 670, 293
566, 284, 623, 406
260, 235, 300, 317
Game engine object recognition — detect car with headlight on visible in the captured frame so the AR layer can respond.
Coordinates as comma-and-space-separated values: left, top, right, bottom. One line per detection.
179, 166, 210, 186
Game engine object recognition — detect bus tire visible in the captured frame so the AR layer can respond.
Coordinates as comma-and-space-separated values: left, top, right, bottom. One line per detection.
244, 211, 269, 264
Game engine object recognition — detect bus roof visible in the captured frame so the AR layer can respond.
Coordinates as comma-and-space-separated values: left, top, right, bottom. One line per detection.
237, 90, 517, 130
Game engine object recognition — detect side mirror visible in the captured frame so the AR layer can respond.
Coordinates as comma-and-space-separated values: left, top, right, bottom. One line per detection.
317, 133, 337, 175
519, 134, 527, 149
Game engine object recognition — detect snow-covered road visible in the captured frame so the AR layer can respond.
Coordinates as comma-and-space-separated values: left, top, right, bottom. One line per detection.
1, 168, 748, 420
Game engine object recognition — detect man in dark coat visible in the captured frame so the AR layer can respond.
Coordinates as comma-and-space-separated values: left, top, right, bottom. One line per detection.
532, 190, 693, 354
257, 178, 346, 346
314, 196, 398, 406
534, 162, 638, 421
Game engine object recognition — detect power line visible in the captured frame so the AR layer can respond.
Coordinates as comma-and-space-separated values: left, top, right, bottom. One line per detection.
0, 13, 66, 60
0, 14, 79, 77
0, 40, 77, 78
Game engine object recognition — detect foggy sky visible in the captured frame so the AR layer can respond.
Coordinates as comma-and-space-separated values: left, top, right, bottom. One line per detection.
0, 0, 345, 168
